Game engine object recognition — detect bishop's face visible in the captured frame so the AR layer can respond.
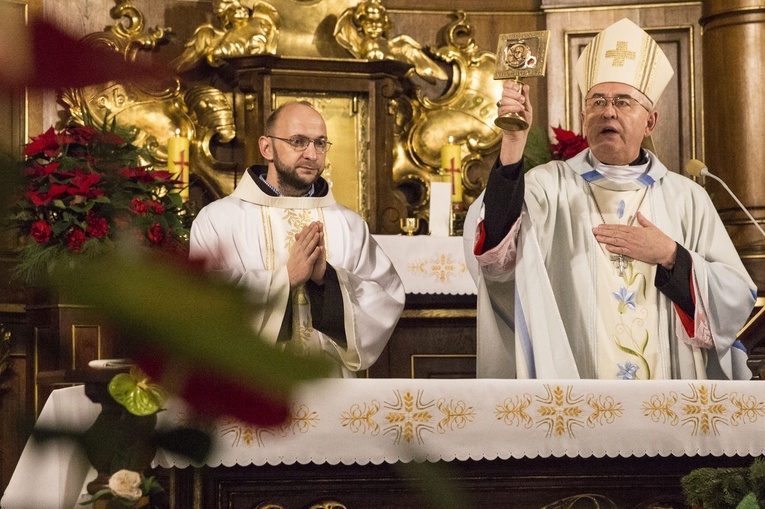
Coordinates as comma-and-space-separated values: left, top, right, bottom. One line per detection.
581, 82, 658, 165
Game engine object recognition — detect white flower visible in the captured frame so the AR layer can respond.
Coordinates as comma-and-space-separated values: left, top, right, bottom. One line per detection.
108, 469, 143, 502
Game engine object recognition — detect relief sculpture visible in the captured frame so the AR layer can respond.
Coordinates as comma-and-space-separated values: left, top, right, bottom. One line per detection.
384, 12, 503, 223
61, 0, 195, 167
61, 0, 238, 206
333, 0, 447, 84
172, 0, 281, 73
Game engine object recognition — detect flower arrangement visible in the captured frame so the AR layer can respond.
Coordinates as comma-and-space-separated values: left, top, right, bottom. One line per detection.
8, 123, 194, 285
522, 125, 589, 170
79, 367, 167, 508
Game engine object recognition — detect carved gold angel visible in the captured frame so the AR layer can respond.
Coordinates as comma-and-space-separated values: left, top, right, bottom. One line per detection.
173, 0, 281, 72
333, 0, 448, 84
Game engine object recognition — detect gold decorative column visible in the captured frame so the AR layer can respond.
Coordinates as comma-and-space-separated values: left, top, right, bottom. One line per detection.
699, 0, 765, 292
700, 0, 765, 290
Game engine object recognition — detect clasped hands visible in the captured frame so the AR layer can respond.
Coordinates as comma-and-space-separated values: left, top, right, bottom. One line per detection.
288, 221, 326, 288
592, 212, 677, 270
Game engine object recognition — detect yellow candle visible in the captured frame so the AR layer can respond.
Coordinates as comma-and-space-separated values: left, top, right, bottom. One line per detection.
167, 129, 191, 201
441, 136, 462, 205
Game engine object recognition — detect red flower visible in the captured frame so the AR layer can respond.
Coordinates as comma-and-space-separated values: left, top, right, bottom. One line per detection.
66, 228, 87, 252
30, 220, 51, 243
550, 126, 589, 160
59, 125, 98, 146
147, 200, 164, 214
119, 167, 154, 182
86, 213, 109, 239
23, 127, 60, 158
136, 354, 289, 427
150, 170, 175, 183
147, 223, 164, 244
130, 198, 148, 215
119, 167, 174, 184
67, 168, 104, 198
25, 183, 69, 206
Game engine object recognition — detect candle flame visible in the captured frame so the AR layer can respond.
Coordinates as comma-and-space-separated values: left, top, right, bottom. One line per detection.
448, 135, 454, 144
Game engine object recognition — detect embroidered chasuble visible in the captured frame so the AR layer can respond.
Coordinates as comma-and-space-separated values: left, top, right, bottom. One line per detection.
588, 181, 662, 379
464, 149, 756, 380
190, 174, 405, 378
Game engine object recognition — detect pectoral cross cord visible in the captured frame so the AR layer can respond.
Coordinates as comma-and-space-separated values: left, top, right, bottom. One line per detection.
587, 182, 650, 277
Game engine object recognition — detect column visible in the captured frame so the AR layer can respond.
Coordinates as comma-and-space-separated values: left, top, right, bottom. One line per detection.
700, 0, 765, 289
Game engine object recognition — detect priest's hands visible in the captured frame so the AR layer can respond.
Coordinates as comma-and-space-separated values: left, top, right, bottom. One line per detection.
288, 221, 327, 288
592, 212, 678, 270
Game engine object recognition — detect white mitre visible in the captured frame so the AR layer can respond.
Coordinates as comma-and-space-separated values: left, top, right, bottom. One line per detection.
575, 18, 674, 105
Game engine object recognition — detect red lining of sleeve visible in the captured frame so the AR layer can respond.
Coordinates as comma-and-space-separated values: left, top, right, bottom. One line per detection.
675, 269, 696, 337
474, 221, 486, 255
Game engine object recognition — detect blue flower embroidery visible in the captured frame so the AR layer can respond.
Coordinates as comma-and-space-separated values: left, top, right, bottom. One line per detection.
612, 286, 636, 312
617, 361, 639, 380
617, 199, 625, 220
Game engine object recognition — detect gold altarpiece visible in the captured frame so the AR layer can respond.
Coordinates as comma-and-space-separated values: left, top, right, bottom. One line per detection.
57, 0, 504, 235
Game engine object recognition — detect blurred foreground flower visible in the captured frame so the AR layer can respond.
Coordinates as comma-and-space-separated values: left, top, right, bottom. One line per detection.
51, 245, 333, 426
0, 14, 170, 91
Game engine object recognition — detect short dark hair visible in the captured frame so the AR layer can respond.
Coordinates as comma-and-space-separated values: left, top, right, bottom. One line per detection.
265, 100, 314, 136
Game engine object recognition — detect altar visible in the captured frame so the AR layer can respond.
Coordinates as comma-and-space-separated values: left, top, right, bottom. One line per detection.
369, 235, 479, 379
4, 379, 765, 508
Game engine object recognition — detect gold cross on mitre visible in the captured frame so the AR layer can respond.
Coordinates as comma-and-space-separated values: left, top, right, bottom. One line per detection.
605, 41, 636, 67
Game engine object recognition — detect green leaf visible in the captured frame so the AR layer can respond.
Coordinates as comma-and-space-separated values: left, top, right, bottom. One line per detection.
52, 247, 332, 396
639, 330, 649, 353
614, 343, 640, 358
737, 492, 760, 509
167, 192, 183, 209
79, 487, 113, 505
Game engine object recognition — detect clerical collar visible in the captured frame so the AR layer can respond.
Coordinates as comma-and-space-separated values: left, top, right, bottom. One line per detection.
257, 173, 315, 197
590, 150, 650, 183
253, 169, 316, 198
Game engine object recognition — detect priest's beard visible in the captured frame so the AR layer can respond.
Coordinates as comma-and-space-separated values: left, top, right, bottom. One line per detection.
272, 146, 321, 197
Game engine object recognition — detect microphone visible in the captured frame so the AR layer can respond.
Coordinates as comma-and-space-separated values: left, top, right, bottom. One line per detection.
686, 158, 765, 239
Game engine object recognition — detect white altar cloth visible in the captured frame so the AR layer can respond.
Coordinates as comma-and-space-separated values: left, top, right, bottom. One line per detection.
5, 378, 765, 508
372, 235, 476, 295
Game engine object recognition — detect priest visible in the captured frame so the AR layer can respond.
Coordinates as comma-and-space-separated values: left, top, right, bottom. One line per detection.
464, 18, 756, 380
190, 101, 405, 377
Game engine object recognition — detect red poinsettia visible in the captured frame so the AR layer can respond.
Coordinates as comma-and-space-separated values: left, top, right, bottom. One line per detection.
10, 124, 195, 284
550, 125, 589, 160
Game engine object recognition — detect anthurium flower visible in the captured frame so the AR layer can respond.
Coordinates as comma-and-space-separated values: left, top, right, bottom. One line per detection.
108, 366, 166, 417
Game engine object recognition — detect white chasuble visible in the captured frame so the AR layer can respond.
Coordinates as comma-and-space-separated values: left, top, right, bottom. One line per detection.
190, 175, 405, 378
464, 149, 757, 380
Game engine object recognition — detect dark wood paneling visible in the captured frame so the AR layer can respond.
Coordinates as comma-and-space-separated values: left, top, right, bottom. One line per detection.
167, 454, 756, 509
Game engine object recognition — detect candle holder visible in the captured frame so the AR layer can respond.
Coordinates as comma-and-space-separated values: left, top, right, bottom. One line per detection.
450, 208, 466, 237
400, 217, 420, 236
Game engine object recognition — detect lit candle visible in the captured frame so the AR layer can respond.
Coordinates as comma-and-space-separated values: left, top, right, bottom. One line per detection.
167, 129, 190, 200
441, 136, 462, 207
